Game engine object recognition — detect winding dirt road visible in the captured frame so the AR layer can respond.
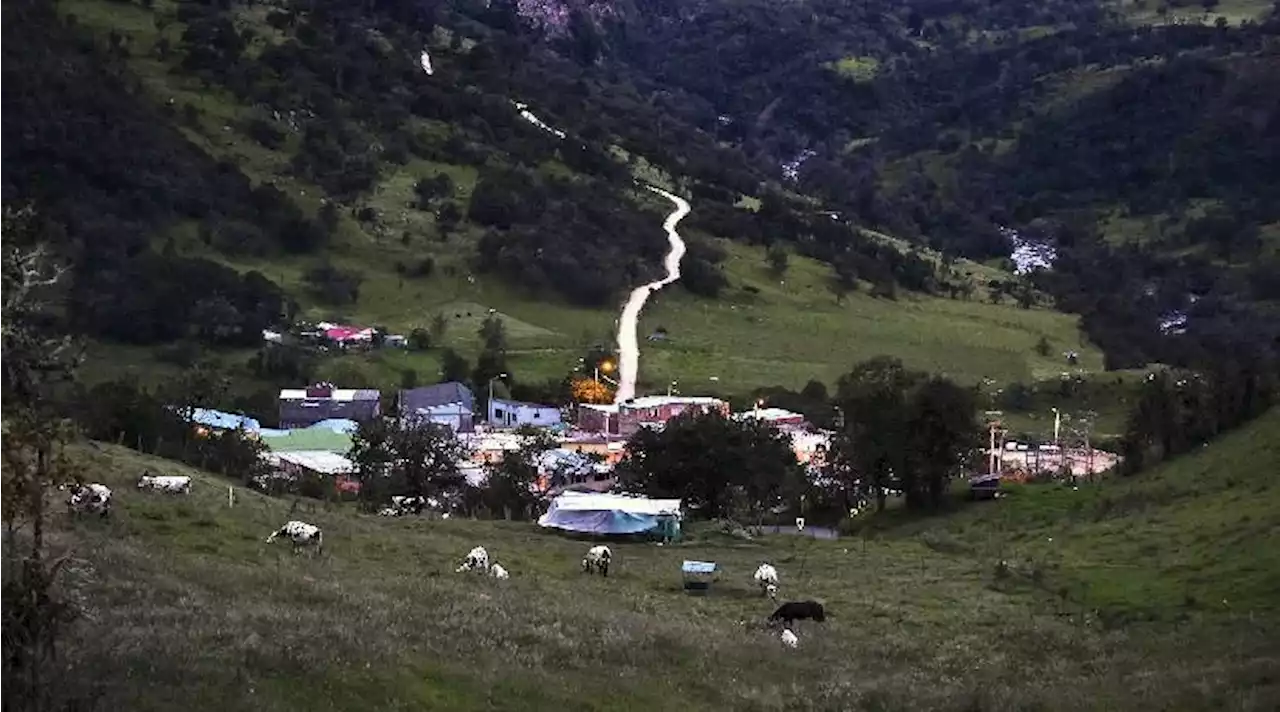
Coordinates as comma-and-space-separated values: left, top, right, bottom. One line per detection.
613, 186, 690, 403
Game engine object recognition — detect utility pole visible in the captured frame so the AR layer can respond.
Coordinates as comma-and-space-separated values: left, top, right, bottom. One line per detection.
1052, 407, 1062, 447
984, 411, 1004, 474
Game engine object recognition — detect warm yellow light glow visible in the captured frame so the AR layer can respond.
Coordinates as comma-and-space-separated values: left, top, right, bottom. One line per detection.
600, 360, 615, 373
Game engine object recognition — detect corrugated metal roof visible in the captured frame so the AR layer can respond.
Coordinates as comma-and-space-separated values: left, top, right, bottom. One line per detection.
622, 395, 725, 409
400, 382, 475, 411
266, 450, 355, 475
682, 560, 717, 574
279, 388, 380, 401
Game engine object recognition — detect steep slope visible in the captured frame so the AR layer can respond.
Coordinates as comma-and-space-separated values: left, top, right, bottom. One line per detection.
7, 0, 1117, 407
932, 407, 1280, 621
42, 438, 1280, 710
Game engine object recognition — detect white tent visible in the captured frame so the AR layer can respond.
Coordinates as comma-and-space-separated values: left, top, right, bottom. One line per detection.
538, 492, 682, 535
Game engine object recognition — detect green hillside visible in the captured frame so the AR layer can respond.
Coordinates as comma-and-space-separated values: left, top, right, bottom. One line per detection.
9, 0, 1118, 407
45, 412, 1280, 710
918, 407, 1280, 621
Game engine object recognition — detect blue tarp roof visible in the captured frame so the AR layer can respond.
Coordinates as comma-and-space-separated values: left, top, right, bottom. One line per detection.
682, 561, 717, 575
258, 418, 358, 439
188, 408, 261, 432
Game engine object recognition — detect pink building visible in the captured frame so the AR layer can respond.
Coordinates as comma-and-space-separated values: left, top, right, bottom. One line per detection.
577, 395, 731, 437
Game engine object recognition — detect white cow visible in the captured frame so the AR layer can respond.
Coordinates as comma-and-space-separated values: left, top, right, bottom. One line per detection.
457, 546, 489, 573
66, 483, 112, 518
266, 520, 323, 555
381, 495, 442, 517
581, 545, 612, 577
490, 563, 510, 580
137, 473, 192, 495
780, 628, 799, 648
754, 563, 780, 599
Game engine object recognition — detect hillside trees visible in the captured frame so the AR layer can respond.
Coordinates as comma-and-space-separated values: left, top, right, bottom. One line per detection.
617, 411, 803, 521
1, 209, 87, 712
477, 426, 556, 520
348, 415, 466, 508
825, 358, 980, 512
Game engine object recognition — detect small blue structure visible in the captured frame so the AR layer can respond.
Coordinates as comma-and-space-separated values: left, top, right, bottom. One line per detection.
969, 472, 1002, 500
682, 560, 717, 596
185, 407, 261, 433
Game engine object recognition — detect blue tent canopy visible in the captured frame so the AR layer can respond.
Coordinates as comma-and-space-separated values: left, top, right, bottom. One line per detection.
538, 492, 682, 536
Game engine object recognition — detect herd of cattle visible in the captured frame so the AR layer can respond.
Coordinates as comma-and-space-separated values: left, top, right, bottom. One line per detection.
64, 471, 826, 648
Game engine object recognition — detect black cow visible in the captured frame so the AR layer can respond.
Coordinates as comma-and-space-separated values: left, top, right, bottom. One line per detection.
768, 600, 826, 625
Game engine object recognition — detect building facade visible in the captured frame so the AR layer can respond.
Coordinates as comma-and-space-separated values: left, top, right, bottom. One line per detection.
278, 382, 381, 429
400, 382, 476, 433
488, 398, 563, 429
617, 395, 730, 437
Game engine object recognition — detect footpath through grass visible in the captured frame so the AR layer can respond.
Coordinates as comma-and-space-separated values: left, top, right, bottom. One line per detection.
48, 422, 1280, 711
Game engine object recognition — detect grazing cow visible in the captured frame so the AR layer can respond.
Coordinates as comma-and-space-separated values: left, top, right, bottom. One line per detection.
66, 483, 112, 518
490, 563, 510, 580
456, 546, 489, 573
137, 473, 192, 495
780, 629, 799, 648
768, 600, 826, 626
265, 520, 323, 555
581, 545, 612, 577
753, 563, 779, 599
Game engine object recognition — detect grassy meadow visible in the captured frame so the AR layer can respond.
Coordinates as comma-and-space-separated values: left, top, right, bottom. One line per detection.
42, 409, 1280, 711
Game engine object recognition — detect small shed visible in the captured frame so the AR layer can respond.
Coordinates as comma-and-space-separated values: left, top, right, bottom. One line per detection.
681, 560, 717, 596
969, 472, 1002, 500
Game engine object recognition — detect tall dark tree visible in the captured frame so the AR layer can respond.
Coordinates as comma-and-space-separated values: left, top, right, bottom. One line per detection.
904, 377, 981, 509
827, 357, 921, 512
617, 411, 801, 521
2, 209, 85, 712
348, 416, 465, 508
478, 426, 555, 520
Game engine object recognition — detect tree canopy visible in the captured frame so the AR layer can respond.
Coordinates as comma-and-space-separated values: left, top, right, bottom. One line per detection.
617, 411, 803, 521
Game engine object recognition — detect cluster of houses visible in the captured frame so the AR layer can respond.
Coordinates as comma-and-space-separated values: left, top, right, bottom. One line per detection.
263, 321, 409, 351
190, 381, 833, 499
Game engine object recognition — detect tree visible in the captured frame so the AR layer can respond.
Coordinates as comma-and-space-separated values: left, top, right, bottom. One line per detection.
348, 415, 466, 508
617, 411, 801, 521
826, 357, 921, 512
766, 243, 789, 276
478, 426, 555, 520
408, 327, 432, 351
1034, 335, 1052, 357
440, 348, 470, 384
473, 312, 508, 387
828, 358, 982, 513
2, 212, 85, 711
903, 378, 980, 509
430, 312, 449, 341
569, 376, 613, 404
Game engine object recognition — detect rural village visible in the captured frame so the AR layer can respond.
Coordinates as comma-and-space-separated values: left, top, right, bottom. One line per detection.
176, 313, 1122, 534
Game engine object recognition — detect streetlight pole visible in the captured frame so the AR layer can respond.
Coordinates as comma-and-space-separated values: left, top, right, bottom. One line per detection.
488, 372, 508, 426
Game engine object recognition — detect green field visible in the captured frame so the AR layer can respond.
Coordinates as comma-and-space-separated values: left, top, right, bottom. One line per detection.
44, 409, 1280, 710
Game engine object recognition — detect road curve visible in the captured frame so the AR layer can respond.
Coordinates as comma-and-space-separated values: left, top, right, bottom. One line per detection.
613, 186, 690, 404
